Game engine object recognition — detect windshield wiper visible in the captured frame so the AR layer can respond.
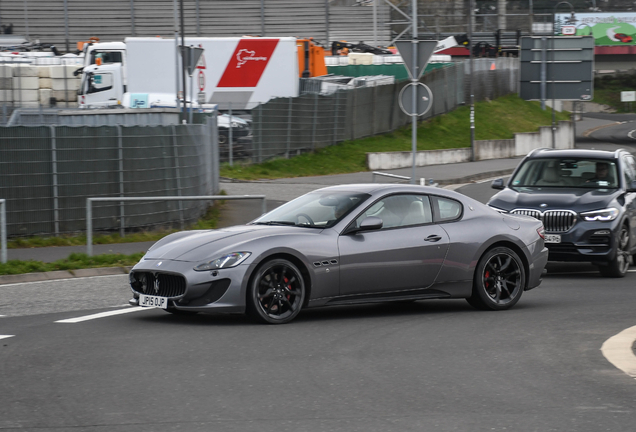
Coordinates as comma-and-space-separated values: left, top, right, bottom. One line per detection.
253, 220, 297, 226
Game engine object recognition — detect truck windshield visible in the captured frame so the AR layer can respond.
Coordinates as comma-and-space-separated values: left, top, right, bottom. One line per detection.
90, 51, 123, 65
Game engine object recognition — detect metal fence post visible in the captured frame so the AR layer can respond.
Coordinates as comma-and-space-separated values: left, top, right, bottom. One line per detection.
86, 198, 93, 257
258, 105, 263, 163
1, 199, 6, 264
117, 125, 125, 237
229, 102, 233, 166
171, 125, 185, 230
50, 126, 60, 236
311, 93, 318, 151
332, 91, 340, 145
286, 98, 292, 158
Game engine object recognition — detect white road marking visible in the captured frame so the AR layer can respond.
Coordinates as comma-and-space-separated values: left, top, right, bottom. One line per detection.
55, 307, 149, 323
0, 335, 15, 340
628, 129, 636, 140
601, 325, 636, 379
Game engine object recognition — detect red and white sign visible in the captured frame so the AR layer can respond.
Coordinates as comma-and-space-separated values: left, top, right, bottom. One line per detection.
217, 39, 279, 88
198, 70, 205, 91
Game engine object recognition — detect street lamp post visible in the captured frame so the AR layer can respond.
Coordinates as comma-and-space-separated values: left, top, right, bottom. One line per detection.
551, 1, 574, 148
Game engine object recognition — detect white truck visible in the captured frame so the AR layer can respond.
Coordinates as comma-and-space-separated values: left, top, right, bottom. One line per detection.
78, 37, 299, 110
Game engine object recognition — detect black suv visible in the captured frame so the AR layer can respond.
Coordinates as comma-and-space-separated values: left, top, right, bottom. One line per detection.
488, 148, 636, 277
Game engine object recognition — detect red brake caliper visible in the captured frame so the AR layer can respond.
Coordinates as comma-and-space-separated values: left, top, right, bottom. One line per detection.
284, 277, 291, 300
484, 271, 490, 288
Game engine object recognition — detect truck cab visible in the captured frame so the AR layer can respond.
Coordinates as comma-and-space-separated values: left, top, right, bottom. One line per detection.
78, 63, 124, 108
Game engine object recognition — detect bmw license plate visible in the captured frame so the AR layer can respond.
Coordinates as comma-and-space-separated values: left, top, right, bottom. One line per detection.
545, 234, 561, 243
139, 294, 168, 309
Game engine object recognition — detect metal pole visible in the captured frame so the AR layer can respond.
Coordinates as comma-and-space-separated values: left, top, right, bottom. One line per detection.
117, 125, 125, 237
229, 103, 233, 165
180, 0, 187, 123
196, 0, 201, 36
174, 0, 181, 111
50, 126, 59, 236
171, 125, 185, 230
87, 198, 93, 257
325, 0, 330, 46
286, 98, 293, 157
130, 0, 136, 36
529, 0, 534, 35
469, 0, 475, 161
373, 0, 377, 47
64, 0, 71, 53
261, 0, 265, 36
552, 11, 556, 148
25, 0, 31, 43
410, 0, 418, 185
1, 199, 6, 264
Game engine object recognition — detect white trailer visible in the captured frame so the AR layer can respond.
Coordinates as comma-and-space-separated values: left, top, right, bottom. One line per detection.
78, 37, 299, 110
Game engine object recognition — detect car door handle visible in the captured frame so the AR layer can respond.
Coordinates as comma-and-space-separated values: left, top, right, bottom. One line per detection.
425, 234, 442, 242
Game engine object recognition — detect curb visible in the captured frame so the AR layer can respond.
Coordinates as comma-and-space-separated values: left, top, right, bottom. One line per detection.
0, 266, 132, 286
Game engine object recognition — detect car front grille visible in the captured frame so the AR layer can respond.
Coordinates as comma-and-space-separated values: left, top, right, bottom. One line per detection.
131, 272, 187, 298
511, 209, 577, 233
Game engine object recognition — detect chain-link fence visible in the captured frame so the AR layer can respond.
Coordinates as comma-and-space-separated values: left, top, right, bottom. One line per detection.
0, 118, 219, 237
238, 58, 517, 164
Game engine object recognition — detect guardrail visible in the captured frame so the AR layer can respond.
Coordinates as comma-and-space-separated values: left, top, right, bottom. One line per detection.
86, 195, 267, 256
371, 172, 439, 187
1, 199, 6, 264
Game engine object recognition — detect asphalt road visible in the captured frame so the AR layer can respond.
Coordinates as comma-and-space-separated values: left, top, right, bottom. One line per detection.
2, 116, 636, 431
1, 269, 635, 432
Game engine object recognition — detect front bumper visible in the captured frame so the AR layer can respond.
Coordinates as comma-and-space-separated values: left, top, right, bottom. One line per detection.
544, 220, 619, 264
128, 258, 251, 314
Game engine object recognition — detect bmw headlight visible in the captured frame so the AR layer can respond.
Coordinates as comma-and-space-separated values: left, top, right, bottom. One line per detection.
194, 252, 251, 271
580, 208, 619, 222
488, 205, 508, 214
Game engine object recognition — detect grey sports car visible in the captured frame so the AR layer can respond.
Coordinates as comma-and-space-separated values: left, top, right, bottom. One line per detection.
129, 184, 549, 324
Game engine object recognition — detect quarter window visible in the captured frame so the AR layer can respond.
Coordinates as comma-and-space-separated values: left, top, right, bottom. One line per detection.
432, 196, 463, 222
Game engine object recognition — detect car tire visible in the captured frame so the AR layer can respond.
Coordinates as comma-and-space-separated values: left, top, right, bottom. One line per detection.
467, 247, 526, 311
598, 224, 631, 278
247, 259, 305, 324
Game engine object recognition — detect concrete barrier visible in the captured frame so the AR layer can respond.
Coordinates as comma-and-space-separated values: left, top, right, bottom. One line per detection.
366, 121, 574, 170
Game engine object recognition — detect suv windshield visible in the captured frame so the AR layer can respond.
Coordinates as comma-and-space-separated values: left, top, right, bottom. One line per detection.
510, 158, 619, 189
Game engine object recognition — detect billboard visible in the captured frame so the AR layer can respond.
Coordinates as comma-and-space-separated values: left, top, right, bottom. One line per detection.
554, 12, 636, 46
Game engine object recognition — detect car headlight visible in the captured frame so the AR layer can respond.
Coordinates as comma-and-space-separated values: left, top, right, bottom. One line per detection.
580, 208, 619, 222
194, 252, 251, 271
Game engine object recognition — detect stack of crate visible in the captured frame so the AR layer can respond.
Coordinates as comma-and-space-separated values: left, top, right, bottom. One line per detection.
0, 63, 81, 108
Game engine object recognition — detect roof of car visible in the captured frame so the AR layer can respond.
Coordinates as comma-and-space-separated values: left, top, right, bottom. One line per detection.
526, 148, 626, 160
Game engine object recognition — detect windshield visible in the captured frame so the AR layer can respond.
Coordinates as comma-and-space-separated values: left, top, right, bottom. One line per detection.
251, 191, 370, 228
510, 158, 619, 189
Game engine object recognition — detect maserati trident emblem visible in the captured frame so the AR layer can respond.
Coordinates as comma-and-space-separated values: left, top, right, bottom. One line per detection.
156, 261, 163, 267
153, 277, 160, 294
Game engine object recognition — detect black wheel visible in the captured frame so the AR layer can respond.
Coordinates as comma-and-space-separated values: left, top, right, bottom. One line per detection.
599, 225, 631, 278
296, 213, 314, 225
247, 259, 305, 324
218, 133, 228, 145
467, 247, 525, 311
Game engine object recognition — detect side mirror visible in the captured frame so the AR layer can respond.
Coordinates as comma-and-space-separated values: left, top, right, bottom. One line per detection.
628, 180, 636, 192
344, 216, 383, 235
491, 178, 505, 190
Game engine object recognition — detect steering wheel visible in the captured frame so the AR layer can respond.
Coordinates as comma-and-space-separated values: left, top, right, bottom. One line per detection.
296, 213, 315, 225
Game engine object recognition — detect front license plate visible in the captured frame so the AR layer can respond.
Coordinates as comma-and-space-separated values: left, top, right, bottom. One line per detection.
139, 294, 168, 309
545, 234, 561, 244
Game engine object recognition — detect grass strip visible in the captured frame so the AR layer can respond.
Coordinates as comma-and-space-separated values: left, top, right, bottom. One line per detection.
0, 252, 145, 276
